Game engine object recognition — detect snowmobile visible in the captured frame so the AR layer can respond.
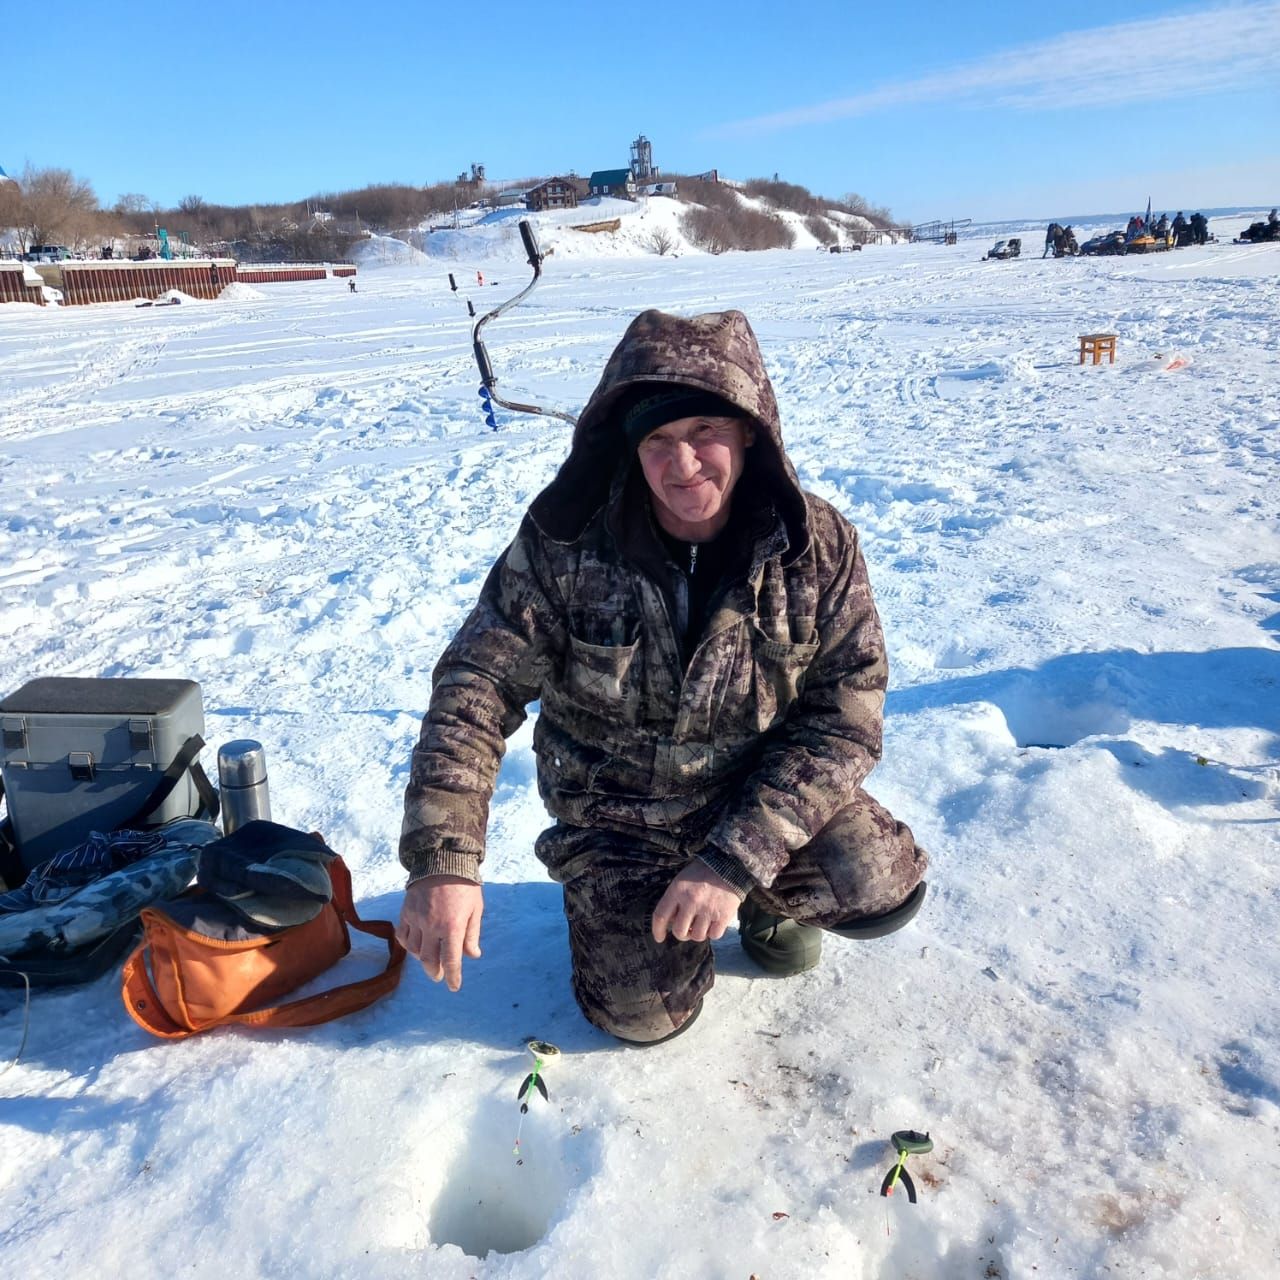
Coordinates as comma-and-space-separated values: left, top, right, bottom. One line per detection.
1080, 231, 1127, 257
983, 238, 1021, 260
1234, 217, 1280, 245
1124, 231, 1173, 254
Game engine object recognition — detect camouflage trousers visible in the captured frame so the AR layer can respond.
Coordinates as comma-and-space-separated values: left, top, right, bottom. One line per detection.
534, 789, 926, 1043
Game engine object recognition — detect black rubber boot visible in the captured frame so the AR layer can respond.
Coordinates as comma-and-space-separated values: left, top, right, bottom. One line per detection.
826, 882, 927, 940
737, 898, 824, 976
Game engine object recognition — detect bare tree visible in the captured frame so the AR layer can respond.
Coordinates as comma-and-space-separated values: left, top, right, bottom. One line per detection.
646, 226, 675, 256
20, 166, 98, 248
681, 201, 793, 254
839, 191, 894, 229
114, 192, 154, 215
803, 214, 837, 246
0, 180, 26, 250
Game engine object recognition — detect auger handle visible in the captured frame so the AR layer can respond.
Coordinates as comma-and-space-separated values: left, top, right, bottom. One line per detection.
520, 221, 542, 269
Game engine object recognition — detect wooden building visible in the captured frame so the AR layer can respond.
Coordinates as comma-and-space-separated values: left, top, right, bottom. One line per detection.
526, 178, 579, 212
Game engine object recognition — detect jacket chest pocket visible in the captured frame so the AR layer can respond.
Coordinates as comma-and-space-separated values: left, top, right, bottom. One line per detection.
564, 634, 642, 722
750, 628, 820, 731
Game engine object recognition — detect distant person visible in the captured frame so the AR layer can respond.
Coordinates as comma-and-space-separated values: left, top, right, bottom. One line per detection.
1269, 209, 1278, 231
1172, 213, 1189, 247
348, 277, 357, 292
1044, 223, 1060, 258
1191, 212, 1209, 245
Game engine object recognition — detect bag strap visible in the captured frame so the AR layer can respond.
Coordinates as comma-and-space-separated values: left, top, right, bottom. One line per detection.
119, 734, 221, 830
121, 939, 189, 1038
122, 855, 405, 1039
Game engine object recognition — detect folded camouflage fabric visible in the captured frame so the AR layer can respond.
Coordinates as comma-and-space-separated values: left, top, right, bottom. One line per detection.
196, 821, 335, 930
0, 820, 219, 957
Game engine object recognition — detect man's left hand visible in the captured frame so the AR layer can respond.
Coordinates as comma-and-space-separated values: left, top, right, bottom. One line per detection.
651, 861, 741, 944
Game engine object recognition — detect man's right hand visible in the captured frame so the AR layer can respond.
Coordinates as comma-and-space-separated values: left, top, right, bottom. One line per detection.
396, 875, 483, 992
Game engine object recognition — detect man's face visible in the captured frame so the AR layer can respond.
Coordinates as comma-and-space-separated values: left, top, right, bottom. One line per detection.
636, 414, 755, 540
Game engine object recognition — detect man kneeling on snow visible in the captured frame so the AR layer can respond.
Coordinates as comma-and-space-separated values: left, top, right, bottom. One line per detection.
396, 309, 927, 1043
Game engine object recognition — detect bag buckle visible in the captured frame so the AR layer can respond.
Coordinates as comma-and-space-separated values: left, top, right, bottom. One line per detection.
129, 719, 153, 753
69, 751, 96, 782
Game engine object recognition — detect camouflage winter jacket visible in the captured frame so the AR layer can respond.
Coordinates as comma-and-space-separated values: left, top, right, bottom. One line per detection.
400, 309, 888, 892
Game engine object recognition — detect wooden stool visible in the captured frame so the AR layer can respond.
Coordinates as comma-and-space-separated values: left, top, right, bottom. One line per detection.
1079, 333, 1118, 365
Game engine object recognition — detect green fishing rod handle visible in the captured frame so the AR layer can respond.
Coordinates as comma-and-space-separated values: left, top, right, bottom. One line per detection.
891, 1130, 933, 1156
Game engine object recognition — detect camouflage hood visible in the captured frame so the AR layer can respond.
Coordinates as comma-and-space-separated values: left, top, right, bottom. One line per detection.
528, 309, 810, 563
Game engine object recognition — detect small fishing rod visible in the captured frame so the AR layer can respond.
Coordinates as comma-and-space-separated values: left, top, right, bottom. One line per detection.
468, 219, 578, 429
880, 1129, 933, 1203
512, 1039, 560, 1165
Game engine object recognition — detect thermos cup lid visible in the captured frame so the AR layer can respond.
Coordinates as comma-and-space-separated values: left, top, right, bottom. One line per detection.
218, 739, 268, 787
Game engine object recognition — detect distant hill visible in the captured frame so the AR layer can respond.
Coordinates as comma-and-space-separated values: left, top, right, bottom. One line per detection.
375, 181, 889, 265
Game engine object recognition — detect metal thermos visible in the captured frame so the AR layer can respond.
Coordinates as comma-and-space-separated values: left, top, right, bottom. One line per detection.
217, 740, 272, 833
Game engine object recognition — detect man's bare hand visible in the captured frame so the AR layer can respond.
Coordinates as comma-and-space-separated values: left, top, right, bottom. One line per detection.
651, 861, 741, 944
397, 875, 483, 991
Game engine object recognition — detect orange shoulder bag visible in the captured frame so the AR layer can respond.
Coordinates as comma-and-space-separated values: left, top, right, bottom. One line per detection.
122, 855, 405, 1039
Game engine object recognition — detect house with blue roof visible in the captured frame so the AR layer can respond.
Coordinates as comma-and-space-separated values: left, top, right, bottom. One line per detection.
588, 169, 636, 199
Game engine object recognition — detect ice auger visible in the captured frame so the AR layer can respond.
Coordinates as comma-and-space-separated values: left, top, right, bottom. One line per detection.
469, 220, 578, 429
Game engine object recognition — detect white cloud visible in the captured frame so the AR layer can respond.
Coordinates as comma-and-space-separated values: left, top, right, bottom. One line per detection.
713, 3, 1280, 135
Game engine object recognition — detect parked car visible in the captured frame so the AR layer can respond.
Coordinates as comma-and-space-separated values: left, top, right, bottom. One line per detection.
22, 244, 74, 262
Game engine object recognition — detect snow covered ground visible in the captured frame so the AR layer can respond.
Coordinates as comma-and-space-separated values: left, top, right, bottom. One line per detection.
1, 216, 1278, 1278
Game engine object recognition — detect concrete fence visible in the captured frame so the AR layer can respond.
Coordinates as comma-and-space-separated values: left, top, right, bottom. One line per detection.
235, 266, 327, 284
46, 260, 239, 305
1, 259, 357, 305
0, 262, 47, 305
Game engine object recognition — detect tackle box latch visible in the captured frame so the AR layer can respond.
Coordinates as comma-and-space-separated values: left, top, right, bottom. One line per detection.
2, 717, 26, 751
68, 752, 96, 782
129, 719, 153, 753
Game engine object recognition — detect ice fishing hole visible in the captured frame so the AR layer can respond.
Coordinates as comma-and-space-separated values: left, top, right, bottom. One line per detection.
997, 681, 1130, 749
427, 1098, 572, 1258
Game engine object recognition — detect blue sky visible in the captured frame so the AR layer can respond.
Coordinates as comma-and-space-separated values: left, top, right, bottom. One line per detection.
3, 0, 1276, 221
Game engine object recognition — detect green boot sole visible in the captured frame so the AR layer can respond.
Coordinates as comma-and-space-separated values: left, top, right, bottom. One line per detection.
737, 900, 824, 977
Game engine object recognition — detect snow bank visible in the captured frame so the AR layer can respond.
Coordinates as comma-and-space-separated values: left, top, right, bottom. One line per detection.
218, 281, 267, 301
396, 190, 880, 265
412, 196, 700, 264
353, 234, 432, 269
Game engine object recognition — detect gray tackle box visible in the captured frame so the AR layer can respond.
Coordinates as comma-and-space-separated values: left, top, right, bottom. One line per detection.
0, 677, 215, 877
